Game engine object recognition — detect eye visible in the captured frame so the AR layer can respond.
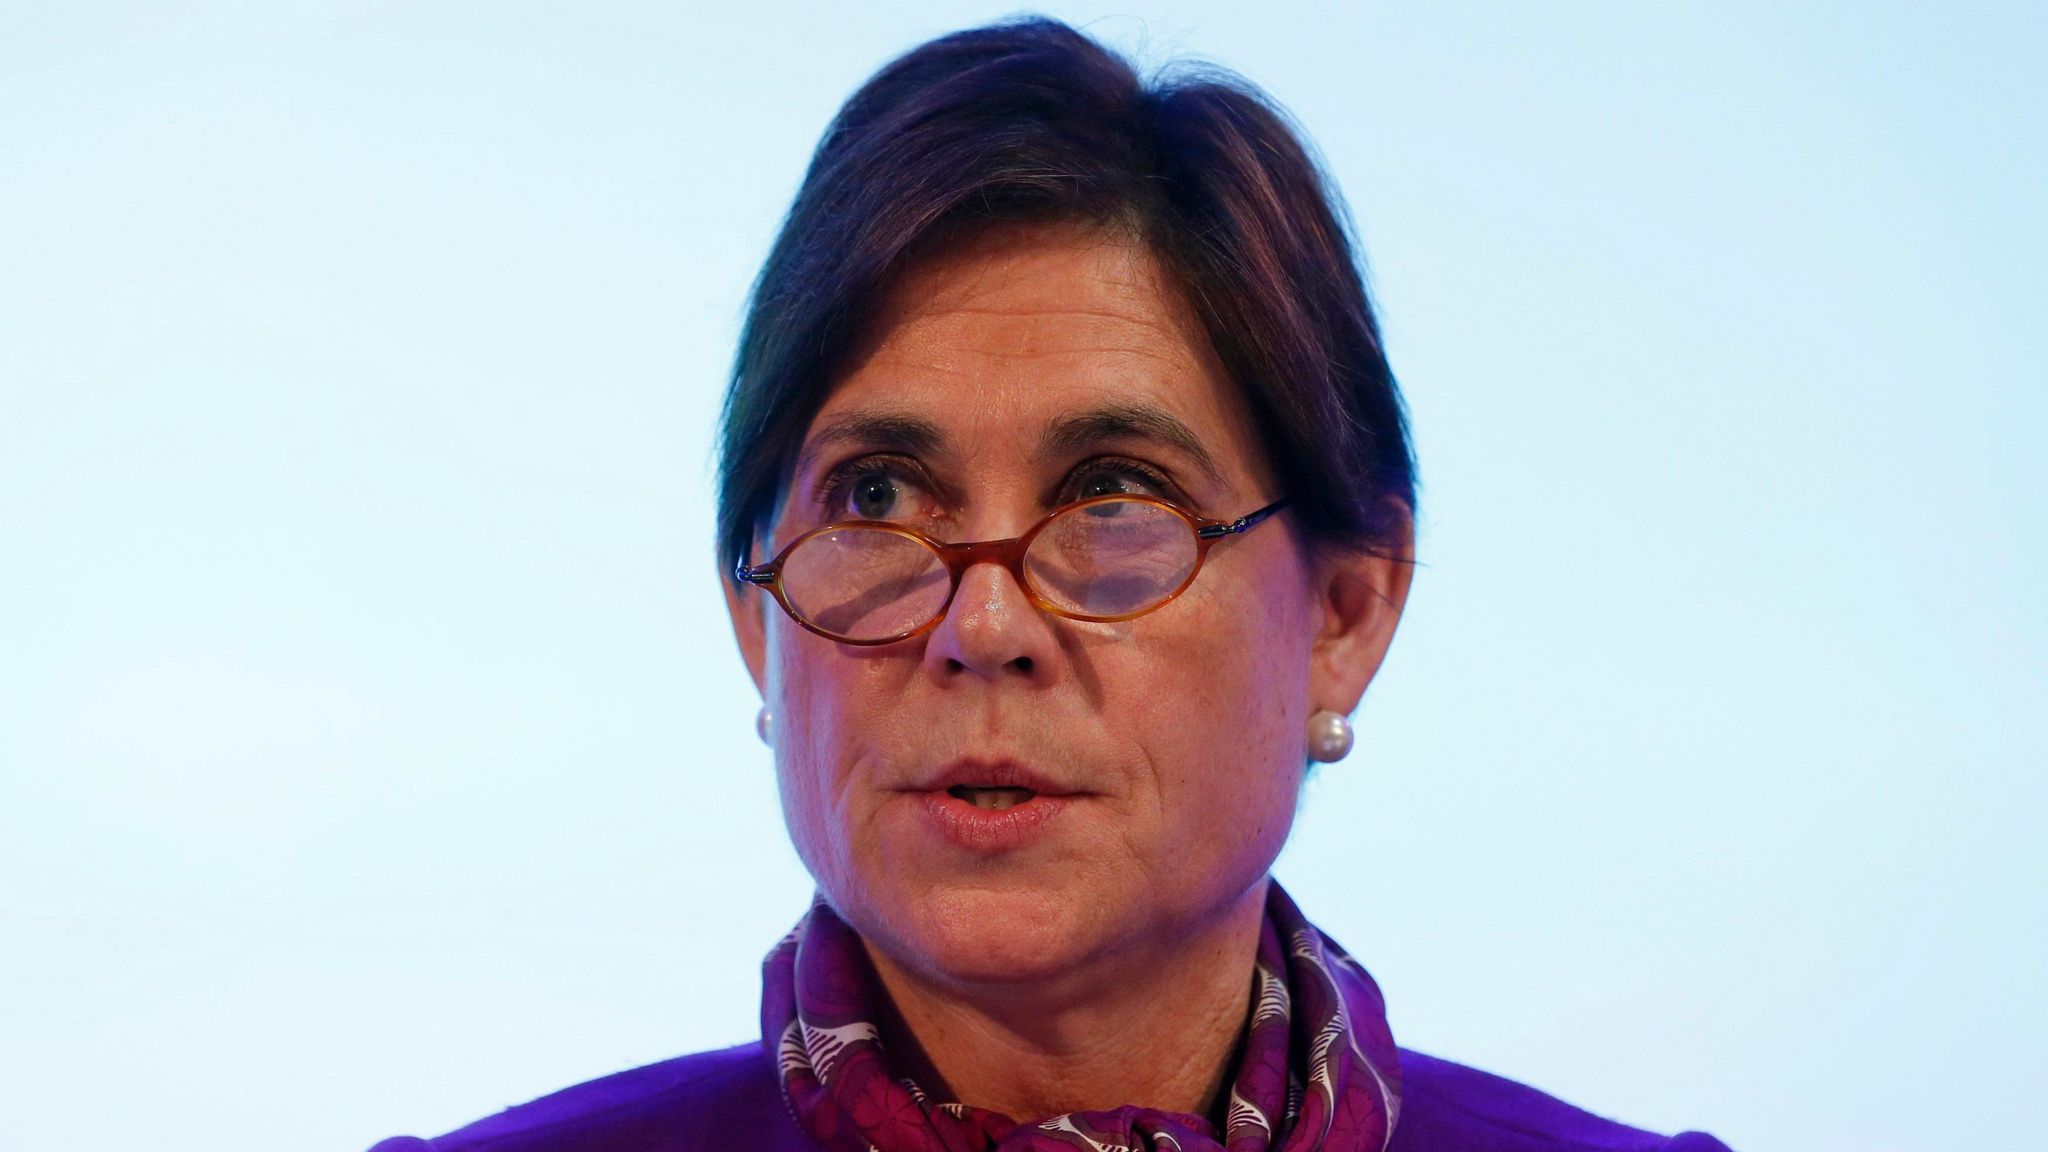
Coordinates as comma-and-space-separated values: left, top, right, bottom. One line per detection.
850, 472, 899, 518
819, 457, 935, 523
1063, 458, 1175, 505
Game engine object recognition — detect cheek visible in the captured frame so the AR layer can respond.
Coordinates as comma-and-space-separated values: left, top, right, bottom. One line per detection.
1123, 562, 1316, 855
764, 625, 853, 881
764, 620, 906, 898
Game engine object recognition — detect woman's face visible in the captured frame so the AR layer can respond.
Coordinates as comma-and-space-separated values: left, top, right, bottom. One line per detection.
727, 222, 1398, 990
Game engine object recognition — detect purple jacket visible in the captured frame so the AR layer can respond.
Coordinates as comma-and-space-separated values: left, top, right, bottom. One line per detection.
370, 1041, 1733, 1152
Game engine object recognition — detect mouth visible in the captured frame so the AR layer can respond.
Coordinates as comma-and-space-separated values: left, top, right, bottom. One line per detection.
946, 784, 1038, 811
910, 760, 1075, 852
919, 757, 1071, 799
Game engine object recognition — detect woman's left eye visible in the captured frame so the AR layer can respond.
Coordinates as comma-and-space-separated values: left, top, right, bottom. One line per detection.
1065, 462, 1171, 503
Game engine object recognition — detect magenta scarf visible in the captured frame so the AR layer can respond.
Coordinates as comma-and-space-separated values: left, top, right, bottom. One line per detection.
760, 883, 1401, 1152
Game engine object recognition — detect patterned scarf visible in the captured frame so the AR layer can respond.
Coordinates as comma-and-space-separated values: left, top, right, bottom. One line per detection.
760, 883, 1401, 1152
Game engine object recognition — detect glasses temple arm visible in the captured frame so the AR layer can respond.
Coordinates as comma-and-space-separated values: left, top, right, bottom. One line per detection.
1195, 497, 1292, 539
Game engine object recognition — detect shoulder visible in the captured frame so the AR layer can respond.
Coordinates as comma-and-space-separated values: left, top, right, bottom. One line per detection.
365, 1041, 1734, 1152
1389, 1048, 1735, 1152
366, 1041, 810, 1152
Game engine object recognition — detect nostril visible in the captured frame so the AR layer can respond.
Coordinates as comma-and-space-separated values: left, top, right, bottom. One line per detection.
1011, 656, 1034, 674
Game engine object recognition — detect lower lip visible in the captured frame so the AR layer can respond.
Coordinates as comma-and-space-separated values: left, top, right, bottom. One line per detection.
914, 791, 1074, 852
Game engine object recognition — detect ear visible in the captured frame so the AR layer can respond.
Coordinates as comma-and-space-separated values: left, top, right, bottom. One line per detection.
1307, 501, 1415, 715
722, 556, 770, 699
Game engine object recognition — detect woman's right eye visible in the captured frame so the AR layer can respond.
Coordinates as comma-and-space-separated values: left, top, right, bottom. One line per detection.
849, 472, 902, 519
820, 459, 933, 523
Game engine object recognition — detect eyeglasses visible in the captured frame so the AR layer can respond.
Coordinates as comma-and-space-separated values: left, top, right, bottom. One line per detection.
736, 494, 1291, 646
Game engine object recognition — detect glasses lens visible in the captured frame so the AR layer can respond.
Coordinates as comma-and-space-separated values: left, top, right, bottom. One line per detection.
780, 527, 950, 642
1024, 498, 1199, 618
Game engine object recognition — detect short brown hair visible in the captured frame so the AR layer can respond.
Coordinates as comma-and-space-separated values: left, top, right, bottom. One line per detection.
718, 16, 1415, 577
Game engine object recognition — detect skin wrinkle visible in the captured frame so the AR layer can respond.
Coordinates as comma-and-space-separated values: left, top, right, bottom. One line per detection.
723, 220, 1412, 1123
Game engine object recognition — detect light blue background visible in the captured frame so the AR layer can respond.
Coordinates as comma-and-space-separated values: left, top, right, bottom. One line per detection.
2, 3, 2041, 1150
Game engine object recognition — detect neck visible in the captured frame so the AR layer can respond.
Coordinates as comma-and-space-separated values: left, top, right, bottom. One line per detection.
861, 879, 1269, 1123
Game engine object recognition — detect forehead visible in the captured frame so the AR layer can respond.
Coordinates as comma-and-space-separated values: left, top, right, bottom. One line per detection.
808, 222, 1273, 489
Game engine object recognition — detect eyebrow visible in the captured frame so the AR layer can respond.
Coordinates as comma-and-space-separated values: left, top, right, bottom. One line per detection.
791, 401, 1226, 489
1040, 403, 1226, 488
793, 411, 948, 481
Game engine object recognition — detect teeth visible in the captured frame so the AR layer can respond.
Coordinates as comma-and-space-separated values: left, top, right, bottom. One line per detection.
949, 786, 1036, 810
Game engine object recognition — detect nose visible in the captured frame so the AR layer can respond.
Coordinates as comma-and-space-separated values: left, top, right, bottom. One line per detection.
921, 557, 1060, 682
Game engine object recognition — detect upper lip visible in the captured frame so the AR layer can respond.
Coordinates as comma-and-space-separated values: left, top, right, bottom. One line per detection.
917, 758, 1079, 796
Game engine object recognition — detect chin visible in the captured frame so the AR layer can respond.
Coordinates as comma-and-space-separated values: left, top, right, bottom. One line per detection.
887, 877, 1111, 987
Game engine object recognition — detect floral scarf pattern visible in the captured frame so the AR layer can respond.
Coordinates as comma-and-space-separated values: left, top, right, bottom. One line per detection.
760, 883, 1401, 1152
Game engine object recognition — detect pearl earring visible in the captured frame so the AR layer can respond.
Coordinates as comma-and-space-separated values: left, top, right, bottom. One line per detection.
1306, 709, 1354, 763
755, 707, 773, 747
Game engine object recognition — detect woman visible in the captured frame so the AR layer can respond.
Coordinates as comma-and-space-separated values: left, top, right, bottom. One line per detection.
377, 17, 1732, 1152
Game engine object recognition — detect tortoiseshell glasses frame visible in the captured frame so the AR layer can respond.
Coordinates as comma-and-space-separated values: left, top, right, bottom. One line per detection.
735, 494, 1292, 646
